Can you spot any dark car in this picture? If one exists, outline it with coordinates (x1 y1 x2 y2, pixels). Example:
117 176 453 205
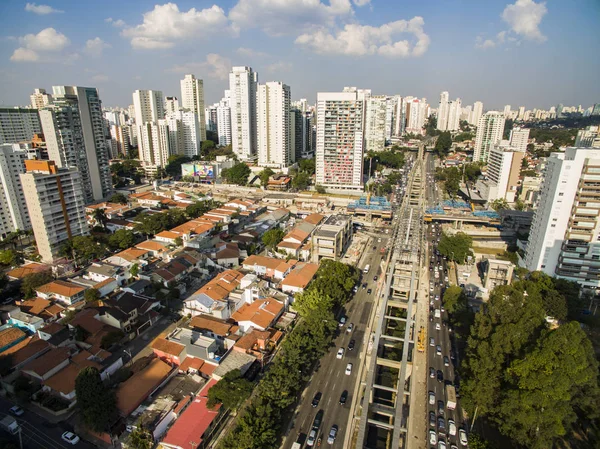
362 283 368 289
313 409 324 429
339 390 348 405
437 400 445 416
367 288 372 294
348 339 355 351
373 275 378 281
429 411 436 427
437 370 444 382
429 367 436 378
438 416 446 430
311 392 322 408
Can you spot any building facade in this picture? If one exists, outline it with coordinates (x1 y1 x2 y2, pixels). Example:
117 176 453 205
20 160 89 263
256 82 291 169
436 91 449 131
365 95 388 152
180 74 206 141
487 147 525 202
509 127 530 152
575 126 600 148
0 107 42 145
0 144 31 238
229 67 258 160
473 111 505 162
470 101 483 126
30 88 53 109
315 88 367 192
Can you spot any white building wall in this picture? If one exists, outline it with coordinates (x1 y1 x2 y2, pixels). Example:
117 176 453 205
0 144 31 238
509 127 530 152
229 67 258 160
437 91 449 131
257 82 291 168
180 74 206 141
474 111 505 162
365 96 388 152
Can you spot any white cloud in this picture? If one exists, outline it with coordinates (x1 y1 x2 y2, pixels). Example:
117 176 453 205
502 0 547 42
122 3 231 50
237 47 268 58
296 16 430 58
265 61 292 72
105 18 126 28
10 28 70 62
475 37 496 49
229 0 353 36
85 37 111 57
353 0 370 6
169 53 232 80
91 74 109 82
25 3 63 15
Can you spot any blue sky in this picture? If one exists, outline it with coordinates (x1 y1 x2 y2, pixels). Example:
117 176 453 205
0 0 599 110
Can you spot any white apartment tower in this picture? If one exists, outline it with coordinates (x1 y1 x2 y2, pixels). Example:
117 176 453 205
437 91 450 131
470 101 483 126
229 66 258 160
509 127 530 152
503 105 511 117
30 88 52 109
447 98 462 131
205 104 218 134
167 110 202 158
524 147 600 290
487 147 525 202
575 126 600 148
41 86 112 202
365 96 388 152
473 111 505 162
315 88 367 192
404 97 428 134
0 144 31 238
133 89 165 166
20 160 89 263
165 96 179 115
0 107 42 145
257 82 291 169
216 94 232 147
180 74 206 141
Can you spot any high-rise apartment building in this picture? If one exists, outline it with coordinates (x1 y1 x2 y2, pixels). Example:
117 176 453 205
109 124 130 158
165 96 179 115
447 98 462 131
133 89 165 167
524 147 600 289
503 105 511 117
40 86 112 203
216 97 232 147
0 107 42 145
404 97 428 134
138 121 170 168
509 127 530 152
365 95 388 152
518 106 526 120
180 74 206 141
290 108 302 163
30 88 53 109
385 96 400 141
166 109 202 158
487 147 525 202
469 101 483 126
0 144 31 238
437 91 449 131
20 160 89 263
229 66 258 160
473 111 505 162
575 126 600 148
257 81 291 168
205 104 218 134
315 88 366 192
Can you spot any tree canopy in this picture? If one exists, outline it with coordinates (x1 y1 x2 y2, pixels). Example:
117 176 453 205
61 235 107 266
109 193 128 204
186 199 221 218
75 367 118 433
165 154 191 177
292 172 310 191
298 158 315 175
258 168 274 188
108 229 136 250
437 232 473 263
222 163 251 185
0 249 18 266
434 131 452 156
134 209 188 236
207 369 253 411
262 228 284 248
21 271 53 299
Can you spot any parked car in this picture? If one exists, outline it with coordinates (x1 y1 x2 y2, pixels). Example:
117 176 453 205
429 430 437 445
429 367 436 378
438 400 445 415
448 420 457 436
311 392 322 408
429 411 436 427
443 356 450 367
459 429 468 446
367 288 372 294
429 391 435 405
337 348 345 359
346 323 354 333
61 432 80 445
307 429 317 447
438 416 446 431
327 425 338 444
9 406 24 417
339 316 347 327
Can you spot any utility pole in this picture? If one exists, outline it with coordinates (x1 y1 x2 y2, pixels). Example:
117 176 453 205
18 425 23 449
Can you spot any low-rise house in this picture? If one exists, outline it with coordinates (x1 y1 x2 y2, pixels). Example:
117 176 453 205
21 347 70 382
43 350 104 400
136 240 169 259
86 262 128 286
232 329 277 361
152 338 186 366
242 255 294 280
224 199 255 211
6 262 51 281
155 231 182 245
121 279 152 296
168 328 221 365
96 292 160 333
231 298 285 332
105 248 150 268
15 297 64 323
6 310 44 333
0 337 50 373
0 327 27 353
36 280 86 307
183 270 245 319
188 315 239 349
213 242 242 268
148 256 195 287
280 262 319 294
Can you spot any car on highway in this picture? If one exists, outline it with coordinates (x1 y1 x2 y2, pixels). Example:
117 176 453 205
353 285 358 293
438 400 445 415
429 367 436 378
429 337 435 346
307 429 317 447
311 392 322 408
436 345 442 356
313 409 324 428
327 425 338 444
429 411 436 427
345 363 353 375
429 430 437 445
438 440 447 449
339 316 347 327
435 322 441 330
337 348 345 359
448 420 457 436
367 288 372 294
339 390 348 405
373 275 378 281
429 391 436 405
443 356 450 367
347 323 354 333
348 339 355 351
459 429 468 446
61 432 80 445
9 406 24 416
362 283 367 289
441 306 445 313
438 416 446 431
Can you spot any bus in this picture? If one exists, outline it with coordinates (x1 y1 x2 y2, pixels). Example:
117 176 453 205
417 326 425 353
446 384 457 410
363 264 370 274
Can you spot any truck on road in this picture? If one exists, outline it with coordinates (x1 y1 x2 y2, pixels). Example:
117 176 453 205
363 264 370 274
446 384 457 410
0 416 20 435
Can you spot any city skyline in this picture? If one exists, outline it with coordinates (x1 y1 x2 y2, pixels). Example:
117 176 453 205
0 0 599 109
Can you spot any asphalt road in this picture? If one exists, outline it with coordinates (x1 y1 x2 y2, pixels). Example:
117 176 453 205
0 397 95 449
282 237 388 449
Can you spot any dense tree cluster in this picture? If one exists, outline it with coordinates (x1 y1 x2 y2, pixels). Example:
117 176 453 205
110 159 143 186
218 260 358 449
434 166 461 197
75 367 118 433
437 232 473 263
133 209 188 236
434 131 452 156
21 271 53 298
207 369 254 411
262 228 285 249
222 163 251 186
186 199 222 219
461 273 599 449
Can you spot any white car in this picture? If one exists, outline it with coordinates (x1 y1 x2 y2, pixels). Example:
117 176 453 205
345 363 353 375
346 323 354 333
429 430 437 445
327 425 338 444
307 429 317 447
448 420 457 436
459 429 468 446
61 432 80 445
9 405 24 416
337 347 345 359
438 441 446 449
429 391 435 405
435 323 441 331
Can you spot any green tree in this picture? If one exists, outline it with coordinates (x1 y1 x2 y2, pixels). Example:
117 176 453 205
298 158 315 175
75 366 118 433
207 369 253 411
92 208 109 229
258 168 274 188
292 172 310 191
66 235 106 265
293 288 336 318
109 193 128 204
230 400 279 449
434 131 452 156
130 263 139 277
308 259 359 307
442 285 463 313
134 212 170 236
315 185 326 194
186 199 221 218
437 232 473 263
221 163 251 185
201 139 216 155
542 289 568 321
84 288 100 303
0 249 18 266
21 271 53 298
424 115 440 136
262 228 285 248
463 163 482 182
108 229 135 250
514 198 525 211
490 198 509 211
101 330 124 349
165 154 191 177
127 424 153 449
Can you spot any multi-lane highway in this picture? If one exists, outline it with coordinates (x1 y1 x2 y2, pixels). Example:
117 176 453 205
282 236 389 449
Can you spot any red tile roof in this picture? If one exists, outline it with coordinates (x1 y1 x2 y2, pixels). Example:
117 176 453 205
231 298 284 329
116 358 173 416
